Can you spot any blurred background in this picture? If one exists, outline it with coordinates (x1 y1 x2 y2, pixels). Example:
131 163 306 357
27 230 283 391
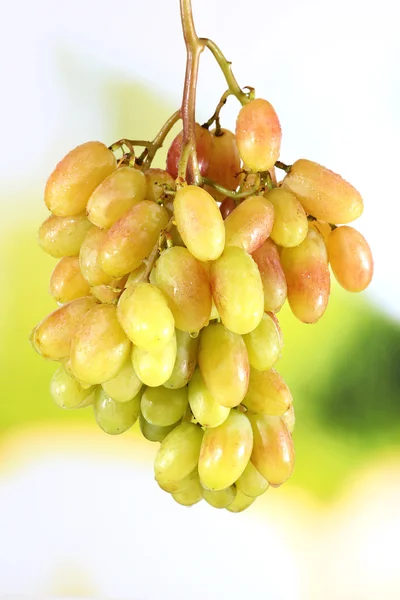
1 0 399 598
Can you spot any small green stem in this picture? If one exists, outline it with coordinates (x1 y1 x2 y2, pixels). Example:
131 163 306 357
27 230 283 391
203 177 259 199
142 109 181 169
275 160 292 174
203 89 232 134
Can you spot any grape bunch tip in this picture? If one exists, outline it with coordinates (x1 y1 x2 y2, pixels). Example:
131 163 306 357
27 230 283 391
30 0 373 513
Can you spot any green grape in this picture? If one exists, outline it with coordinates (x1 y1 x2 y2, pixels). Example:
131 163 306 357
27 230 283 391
79 226 112 287
282 404 295 433
38 213 92 258
141 386 188 427
202 485 236 509
93 387 140 435
90 275 127 304
198 410 253 491
198 323 249 408
244 368 292 416
172 476 203 506
153 247 212 332
327 226 373 292
266 187 308 248
154 422 203 486
188 367 230 428
210 246 264 335
252 238 287 313
31 296 97 360
125 264 147 287
49 256 91 303
235 460 269 497
50 366 95 409
99 201 169 277
101 357 142 402
157 467 199 493
117 282 175 351
248 413 295 486
44 141 117 216
131 331 177 387
163 329 199 389
243 312 283 371
139 413 179 442
174 185 225 261
144 168 175 202
70 304 131 385
203 128 241 202
226 488 255 513
224 195 274 253
86 166 147 228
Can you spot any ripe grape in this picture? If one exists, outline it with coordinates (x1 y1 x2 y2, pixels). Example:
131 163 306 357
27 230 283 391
204 128 241 202
188 367 230 428
141 386 188 427
90 276 127 304
38 213 92 258
224 195 274 253
163 329 199 389
145 168 175 202
49 256 91 303
327 226 373 292
93 387 140 435
308 219 331 241
226 488 255 513
266 187 308 248
101 357 142 402
235 460 269 497
243 368 292 416
202 485 236 509
45 141 116 216
131 331 177 387
172 475 203 506
282 404 295 433
252 238 287 313
219 197 236 219
166 123 212 179
243 312 283 371
154 422 203 487
139 413 179 443
157 467 199 493
79 226 112 287
50 366 95 409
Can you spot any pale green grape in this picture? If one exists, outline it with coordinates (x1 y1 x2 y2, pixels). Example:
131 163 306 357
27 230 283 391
157 468 199 493
141 386 188 427
243 312 283 371
202 485 236 509
226 488 255 513
93 387 140 435
235 460 269 497
50 366 95 409
154 422 203 487
163 329 199 389
139 413 179 443
172 475 203 506
38 213 92 258
243 368 292 416
101 358 142 402
188 367 230 428
131 332 177 387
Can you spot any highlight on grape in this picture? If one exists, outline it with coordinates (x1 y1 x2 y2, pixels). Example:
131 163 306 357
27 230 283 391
30 0 373 513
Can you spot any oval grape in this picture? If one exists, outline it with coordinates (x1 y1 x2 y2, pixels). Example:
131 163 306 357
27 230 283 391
224 195 274 253
163 329 199 389
252 238 287 313
243 368 292 416
154 422 203 487
266 187 308 248
93 387 140 435
327 226 373 292
49 256 90 303
131 331 177 387
102 357 142 402
188 367 230 428
141 386 188 427
38 213 92 258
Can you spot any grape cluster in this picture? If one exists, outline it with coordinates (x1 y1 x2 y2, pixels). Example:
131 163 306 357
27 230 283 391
31 96 373 512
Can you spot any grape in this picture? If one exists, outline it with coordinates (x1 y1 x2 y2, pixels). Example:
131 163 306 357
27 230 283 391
139 413 179 442
266 187 308 248
188 367 230 428
308 219 331 241
198 323 249 408
226 488 255 513
49 256 90 304
327 226 373 292
125 265 147 287
102 357 142 402
238 171 261 193
248 413 295 486
282 404 295 433
202 485 236 509
117 282 175 351
44 141 117 216
198 410 253 491
164 329 199 389
70 304 131 385
79 226 112 287
224 195 274 253
235 460 269 497
145 168 175 202
172 476 203 506
166 123 212 179
243 312 282 371
244 368 292 416
219 197 237 220
174 185 225 262
209 246 264 334
38 213 92 258
31 296 97 360
283 159 364 224
235 98 281 172
204 128 241 202
99 201 169 277
90 276 127 304
93 387 140 435
154 422 203 487
156 467 198 493
50 366 95 409
281 230 330 323
153 246 212 332
86 166 147 228
141 386 188 427
131 331 177 387
252 238 287 312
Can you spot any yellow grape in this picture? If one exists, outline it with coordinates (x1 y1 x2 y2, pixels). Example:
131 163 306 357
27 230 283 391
243 312 283 371
125 264 147 287
153 247 212 332
172 476 203 506
86 166 147 228
50 366 95 409
45 141 116 216
202 485 236 509
204 128 241 202
70 304 131 385
79 226 112 287
281 230 330 323
226 489 255 513
131 331 177 387
117 282 175 351
198 323 249 408
224 195 275 253
157 467 199 494
49 256 91 303
308 219 331 241
163 329 199 389
139 413 179 443
38 213 92 258
174 185 225 261
244 367 292 416
154 422 203 486
235 98 281 172
252 238 287 312
93 387 140 435
90 276 127 304
283 159 364 224
188 367 230 428
145 168 175 202
327 226 373 292
235 460 269 497
100 201 169 277
31 296 97 360
101 357 142 402
210 246 264 334
141 386 188 427
282 404 295 433
248 413 295 486
198 410 253 491
266 187 308 248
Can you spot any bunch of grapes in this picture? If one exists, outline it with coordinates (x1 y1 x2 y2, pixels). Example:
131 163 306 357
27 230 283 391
31 87 373 512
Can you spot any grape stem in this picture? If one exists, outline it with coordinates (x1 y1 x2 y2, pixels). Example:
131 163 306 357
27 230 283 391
275 160 292 174
203 177 259 199
202 89 232 135
141 109 181 169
